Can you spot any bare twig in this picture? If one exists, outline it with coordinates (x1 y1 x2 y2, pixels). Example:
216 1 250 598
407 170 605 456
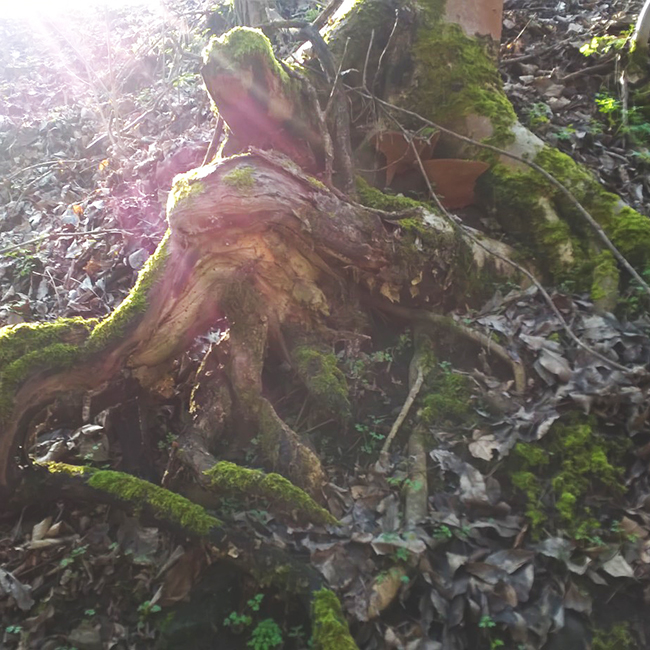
362 29 375 91
372 9 399 92
377 357 426 465
202 115 224 166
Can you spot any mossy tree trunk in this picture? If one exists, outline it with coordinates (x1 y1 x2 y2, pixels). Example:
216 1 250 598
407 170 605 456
329 0 650 309
1 0 648 645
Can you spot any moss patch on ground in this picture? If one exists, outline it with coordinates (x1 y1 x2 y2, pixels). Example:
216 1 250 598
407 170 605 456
204 461 338 526
510 418 627 538
311 588 357 650
420 365 473 428
593 622 637 650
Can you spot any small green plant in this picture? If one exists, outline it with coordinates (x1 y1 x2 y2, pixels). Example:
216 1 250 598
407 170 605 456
478 615 504 649
4 250 39 279
355 418 386 455
386 476 422 492
60 544 88 568
137 600 161 622
580 30 632 57
171 72 199 89
84 609 96 617
593 622 637 650
247 509 269 524
287 625 306 641
631 149 650 164
247 619 283 650
479 615 496 629
392 547 411 563
224 594 264 631
619 266 650 317
303 7 319 22
224 610 253 628
555 125 576 141
248 593 264 612
157 432 178 451
433 525 453 540
526 102 551 128
5 625 22 634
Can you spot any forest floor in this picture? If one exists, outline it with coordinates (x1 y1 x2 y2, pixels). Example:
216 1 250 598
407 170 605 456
1 1 650 649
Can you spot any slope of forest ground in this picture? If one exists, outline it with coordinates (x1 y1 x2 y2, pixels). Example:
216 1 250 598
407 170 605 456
1 0 650 649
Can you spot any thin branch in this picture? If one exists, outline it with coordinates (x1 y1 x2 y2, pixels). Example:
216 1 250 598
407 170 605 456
372 9 399 92
202 115 224 166
362 29 375 91
378 361 425 464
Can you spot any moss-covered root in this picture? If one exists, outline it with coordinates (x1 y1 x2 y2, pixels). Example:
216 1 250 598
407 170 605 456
43 463 221 536
204 461 338 526
489 146 650 293
292 345 350 419
311 588 359 650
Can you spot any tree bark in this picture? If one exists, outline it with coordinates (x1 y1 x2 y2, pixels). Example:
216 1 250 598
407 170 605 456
2 2 648 647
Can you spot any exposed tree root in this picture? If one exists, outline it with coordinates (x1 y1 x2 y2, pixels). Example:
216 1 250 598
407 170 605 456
375 301 527 393
16 462 358 649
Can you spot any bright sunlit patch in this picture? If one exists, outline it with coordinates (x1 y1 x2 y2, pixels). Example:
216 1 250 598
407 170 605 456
0 0 160 18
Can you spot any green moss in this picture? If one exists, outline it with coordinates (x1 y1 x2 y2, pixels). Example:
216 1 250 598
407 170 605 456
0 343 83 421
84 467 221 535
0 234 170 425
356 177 424 212
311 589 357 650
593 623 636 650
166 168 207 216
306 176 327 191
513 442 549 467
203 27 288 82
87 232 170 351
40 463 220 535
591 251 620 305
0 318 95 367
204 461 338 525
555 491 577 523
511 470 547 532
486 146 650 290
293 346 350 418
42 461 91 477
223 165 256 191
510 419 627 535
413 8 516 149
0 318 93 419
536 147 650 268
420 368 472 426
